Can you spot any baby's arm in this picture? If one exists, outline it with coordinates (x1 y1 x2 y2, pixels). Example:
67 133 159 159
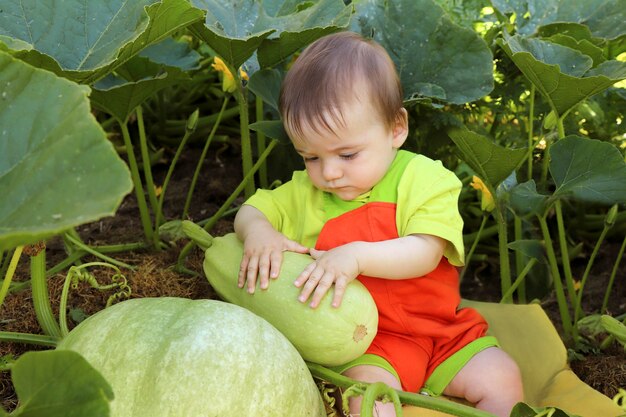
295 234 446 308
234 205 308 293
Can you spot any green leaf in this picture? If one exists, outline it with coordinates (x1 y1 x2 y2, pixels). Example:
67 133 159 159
510 402 580 417
189 0 351 71
508 180 548 217
90 57 189 123
0 52 132 251
0 0 204 84
447 128 527 188
248 69 283 111
139 37 202 71
550 136 626 205
508 240 545 263
11 350 113 417
351 0 494 104
491 0 626 40
249 120 291 143
499 35 626 117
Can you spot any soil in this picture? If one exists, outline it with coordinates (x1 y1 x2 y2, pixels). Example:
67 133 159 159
1 145 625 413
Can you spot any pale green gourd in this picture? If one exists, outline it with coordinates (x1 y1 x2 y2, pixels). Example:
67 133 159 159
203 233 378 366
58 297 325 417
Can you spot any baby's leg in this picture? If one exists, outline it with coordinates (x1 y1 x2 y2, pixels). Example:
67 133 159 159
442 347 523 417
343 365 402 417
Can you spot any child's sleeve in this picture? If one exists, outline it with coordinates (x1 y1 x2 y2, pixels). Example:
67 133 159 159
396 156 465 266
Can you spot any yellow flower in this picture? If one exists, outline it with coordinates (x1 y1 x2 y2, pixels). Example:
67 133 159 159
470 175 495 212
212 56 249 93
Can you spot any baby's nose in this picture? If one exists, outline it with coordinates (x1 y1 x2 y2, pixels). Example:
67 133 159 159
322 161 342 181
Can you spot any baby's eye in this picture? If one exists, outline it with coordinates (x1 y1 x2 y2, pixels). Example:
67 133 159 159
340 153 357 160
303 156 318 162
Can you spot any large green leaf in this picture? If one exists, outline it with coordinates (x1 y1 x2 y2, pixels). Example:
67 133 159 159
500 35 626 117
508 180 548 217
491 0 626 40
0 52 132 251
550 136 626 205
91 57 189 123
0 0 204 84
189 0 350 71
447 128 527 188
248 68 283 111
11 350 113 417
139 37 202 71
351 0 493 104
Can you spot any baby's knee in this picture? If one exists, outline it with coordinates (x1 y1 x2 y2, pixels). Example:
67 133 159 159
482 349 523 397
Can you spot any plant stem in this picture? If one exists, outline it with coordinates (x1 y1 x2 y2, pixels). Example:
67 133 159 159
460 215 488 282
177 139 278 269
256 95 268 189
526 84 535 181
183 97 230 219
0 331 58 347
0 246 23 309
136 106 160 244
234 71 255 199
602 233 626 313
538 214 573 338
513 216 527 303
64 234 135 270
574 223 611 324
120 121 154 244
495 206 512 299
307 362 494 417
31 249 62 339
554 201 578 308
556 116 566 139
500 258 537 303
155 113 195 230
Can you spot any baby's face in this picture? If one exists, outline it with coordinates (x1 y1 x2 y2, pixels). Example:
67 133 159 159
290 99 407 201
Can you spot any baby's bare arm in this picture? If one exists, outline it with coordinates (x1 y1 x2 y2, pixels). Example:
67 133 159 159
356 234 446 279
234 205 308 293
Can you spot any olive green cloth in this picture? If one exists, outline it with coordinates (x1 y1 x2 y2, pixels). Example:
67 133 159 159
402 301 624 417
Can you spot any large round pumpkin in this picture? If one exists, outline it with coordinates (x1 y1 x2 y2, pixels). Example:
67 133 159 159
57 297 325 417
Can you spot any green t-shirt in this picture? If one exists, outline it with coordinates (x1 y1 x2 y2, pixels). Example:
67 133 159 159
245 150 465 266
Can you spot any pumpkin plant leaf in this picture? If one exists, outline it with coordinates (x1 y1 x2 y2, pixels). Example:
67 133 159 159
139 37 202 71
351 0 493 104
508 180 549 217
601 315 626 348
550 136 626 205
0 52 132 251
499 35 626 118
447 128 527 188
249 120 291 144
491 0 626 40
189 0 351 72
510 402 579 417
11 350 113 417
90 57 189 124
508 240 546 263
0 0 204 84
248 69 283 111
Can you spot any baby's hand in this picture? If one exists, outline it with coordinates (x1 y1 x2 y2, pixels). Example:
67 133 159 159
294 243 361 309
238 227 308 294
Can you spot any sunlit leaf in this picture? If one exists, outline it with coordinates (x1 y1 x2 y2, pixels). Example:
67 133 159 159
0 52 132 250
447 128 527 188
351 0 493 104
11 350 113 417
499 35 626 117
0 0 204 84
189 0 350 71
550 136 626 205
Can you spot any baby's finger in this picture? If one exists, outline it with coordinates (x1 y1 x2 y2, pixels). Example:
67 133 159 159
269 251 283 279
294 262 317 288
298 266 324 303
285 239 309 254
238 257 249 288
257 253 272 290
245 257 260 293
308 271 335 309
331 276 349 308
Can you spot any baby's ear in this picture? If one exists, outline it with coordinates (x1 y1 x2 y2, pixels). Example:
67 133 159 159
392 108 409 148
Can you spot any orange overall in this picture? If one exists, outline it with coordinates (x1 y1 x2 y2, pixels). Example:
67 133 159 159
316 201 489 392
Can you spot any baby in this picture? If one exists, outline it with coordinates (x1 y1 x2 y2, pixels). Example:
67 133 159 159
234 32 523 417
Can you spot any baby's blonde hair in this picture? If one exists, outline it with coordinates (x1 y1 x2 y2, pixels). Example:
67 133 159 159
279 32 404 139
